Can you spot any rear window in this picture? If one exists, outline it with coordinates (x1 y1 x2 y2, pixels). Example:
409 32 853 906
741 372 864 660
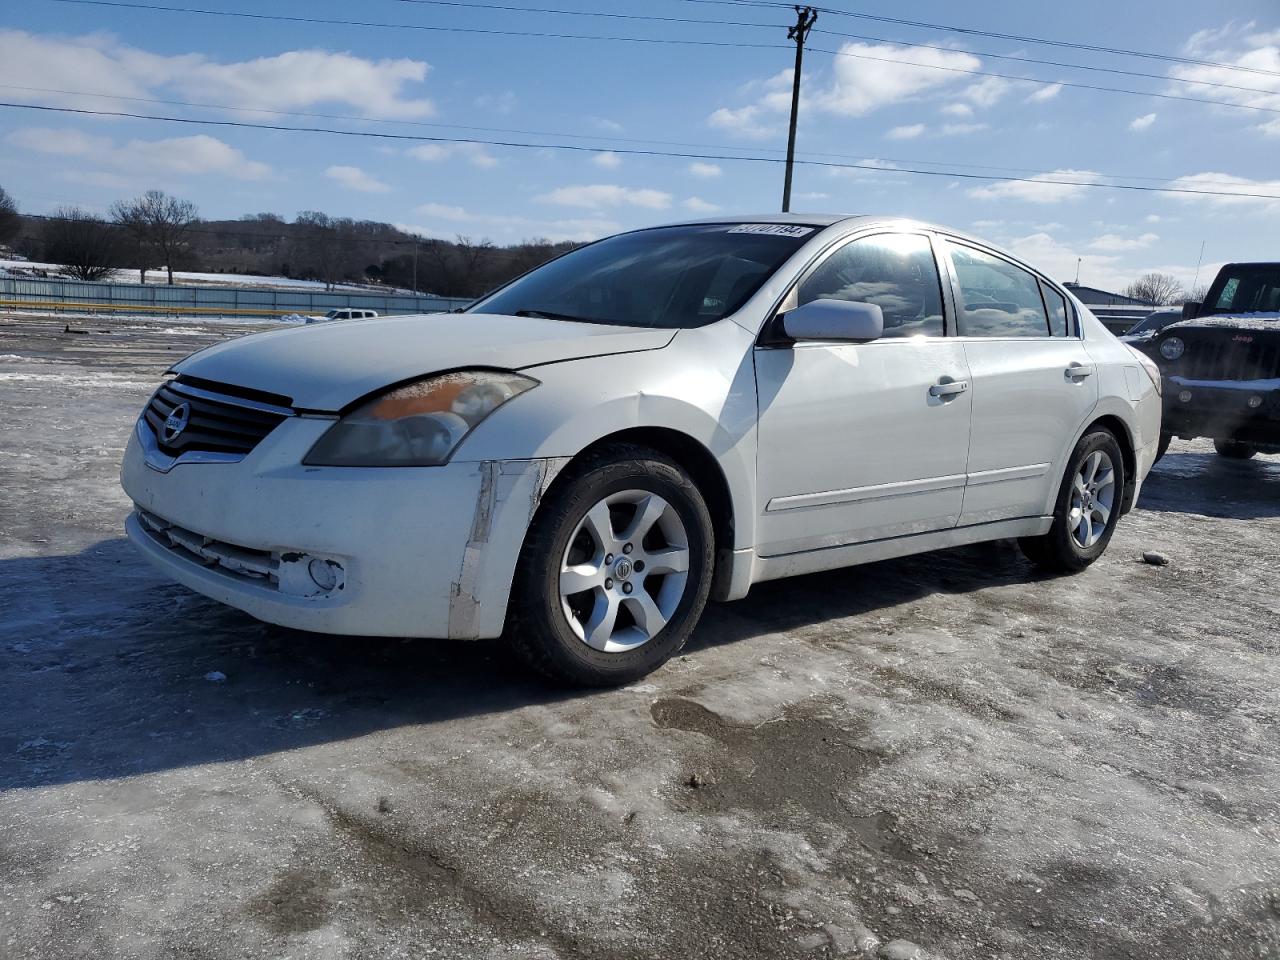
1208 266 1280 315
947 242 1050 338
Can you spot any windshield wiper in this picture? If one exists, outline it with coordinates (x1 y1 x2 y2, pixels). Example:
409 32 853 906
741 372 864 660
512 308 604 324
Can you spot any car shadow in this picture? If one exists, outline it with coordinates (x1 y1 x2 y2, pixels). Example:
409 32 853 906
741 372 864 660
1138 444 1280 519
0 535 1041 791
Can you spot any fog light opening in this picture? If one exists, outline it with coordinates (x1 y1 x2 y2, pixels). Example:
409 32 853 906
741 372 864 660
1178 390 1193 403
308 558 341 592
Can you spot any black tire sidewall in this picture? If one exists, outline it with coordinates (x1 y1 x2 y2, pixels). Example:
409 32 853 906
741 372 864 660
515 451 713 685
1050 430 1126 566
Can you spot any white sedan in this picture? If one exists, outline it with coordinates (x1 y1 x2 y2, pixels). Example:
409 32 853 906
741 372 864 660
121 216 1163 686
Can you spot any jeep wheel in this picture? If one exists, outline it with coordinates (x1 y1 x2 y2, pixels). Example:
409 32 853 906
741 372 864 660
1214 439 1258 460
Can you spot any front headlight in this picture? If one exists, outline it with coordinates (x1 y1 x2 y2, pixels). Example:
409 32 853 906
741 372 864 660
303 370 537 467
1159 336 1185 361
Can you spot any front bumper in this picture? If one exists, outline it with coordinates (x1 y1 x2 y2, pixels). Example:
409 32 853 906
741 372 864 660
1162 378 1280 447
121 417 561 638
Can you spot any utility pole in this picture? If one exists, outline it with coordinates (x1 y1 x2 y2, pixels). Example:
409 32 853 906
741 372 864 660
782 5 818 213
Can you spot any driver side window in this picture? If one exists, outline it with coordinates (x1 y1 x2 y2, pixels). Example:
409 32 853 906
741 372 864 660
797 233 945 338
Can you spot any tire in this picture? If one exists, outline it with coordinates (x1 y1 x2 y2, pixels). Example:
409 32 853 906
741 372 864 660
1153 431 1172 465
1214 439 1257 460
1019 429 1126 573
509 443 714 687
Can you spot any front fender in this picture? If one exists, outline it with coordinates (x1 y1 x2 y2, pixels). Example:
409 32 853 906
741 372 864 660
454 322 760 551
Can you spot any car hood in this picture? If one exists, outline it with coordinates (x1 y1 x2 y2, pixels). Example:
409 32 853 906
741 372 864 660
172 313 677 411
1167 313 1280 334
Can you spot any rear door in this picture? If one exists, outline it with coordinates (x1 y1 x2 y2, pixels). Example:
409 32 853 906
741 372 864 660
940 239 1098 525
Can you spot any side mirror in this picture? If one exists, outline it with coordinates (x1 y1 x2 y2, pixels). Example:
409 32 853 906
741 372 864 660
783 298 884 343
1182 300 1201 321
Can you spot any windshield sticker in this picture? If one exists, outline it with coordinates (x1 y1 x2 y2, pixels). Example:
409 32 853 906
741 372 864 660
727 224 815 238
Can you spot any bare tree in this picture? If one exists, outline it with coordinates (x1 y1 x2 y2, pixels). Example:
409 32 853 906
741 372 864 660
1185 283 1210 305
44 207 123 281
1123 272 1184 306
110 190 199 284
0 184 19 247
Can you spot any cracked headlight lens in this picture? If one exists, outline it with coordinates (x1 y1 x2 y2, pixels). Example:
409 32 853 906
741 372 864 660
304 370 537 467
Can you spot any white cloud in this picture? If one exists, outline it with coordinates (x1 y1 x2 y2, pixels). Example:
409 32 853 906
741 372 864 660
535 184 672 210
796 191 830 201
406 143 498 168
9 127 271 180
1164 171 1280 210
1088 232 1159 252
962 76 1012 108
0 31 436 120
688 162 722 178
592 151 623 169
1129 113 1157 132
1167 27 1280 137
886 123 926 140
968 169 1102 204
325 165 391 193
589 116 623 132
940 102 973 117
1026 83 1063 103
940 122 988 136
474 90 516 114
1009 231 1222 292
709 43 982 135
683 197 721 213
708 104 778 140
814 44 982 116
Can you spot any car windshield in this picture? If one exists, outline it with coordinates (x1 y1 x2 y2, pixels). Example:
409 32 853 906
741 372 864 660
1205 265 1280 316
469 223 817 329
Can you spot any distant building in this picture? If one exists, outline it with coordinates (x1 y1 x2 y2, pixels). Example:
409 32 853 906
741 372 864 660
1063 282 1155 334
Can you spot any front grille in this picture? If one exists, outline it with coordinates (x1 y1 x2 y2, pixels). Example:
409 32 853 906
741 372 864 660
1176 334 1280 381
143 377 292 457
136 508 280 588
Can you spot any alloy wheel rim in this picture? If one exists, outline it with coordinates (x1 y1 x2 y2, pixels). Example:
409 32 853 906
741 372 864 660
1068 450 1116 549
559 489 691 653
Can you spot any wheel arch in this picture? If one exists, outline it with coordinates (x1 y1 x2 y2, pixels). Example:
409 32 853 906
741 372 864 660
1085 413 1138 514
552 426 738 599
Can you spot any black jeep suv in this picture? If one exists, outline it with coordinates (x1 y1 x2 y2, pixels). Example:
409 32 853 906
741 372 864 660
1135 262 1280 461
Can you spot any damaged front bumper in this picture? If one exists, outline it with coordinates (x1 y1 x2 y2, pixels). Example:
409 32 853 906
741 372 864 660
121 416 564 639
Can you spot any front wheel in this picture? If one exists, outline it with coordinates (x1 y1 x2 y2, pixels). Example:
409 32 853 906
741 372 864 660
1214 439 1257 460
509 444 714 687
1019 429 1126 573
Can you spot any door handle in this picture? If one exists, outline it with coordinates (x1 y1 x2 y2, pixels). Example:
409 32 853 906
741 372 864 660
929 378 969 399
1065 362 1096 380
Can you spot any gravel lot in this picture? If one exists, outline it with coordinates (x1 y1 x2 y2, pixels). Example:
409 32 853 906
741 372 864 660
2 314 1278 960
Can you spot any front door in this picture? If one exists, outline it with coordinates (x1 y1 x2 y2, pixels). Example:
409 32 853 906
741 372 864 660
754 232 973 557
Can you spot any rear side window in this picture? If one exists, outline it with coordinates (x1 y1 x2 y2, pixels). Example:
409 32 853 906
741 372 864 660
947 242 1050 338
797 233 945 338
1040 281 1071 336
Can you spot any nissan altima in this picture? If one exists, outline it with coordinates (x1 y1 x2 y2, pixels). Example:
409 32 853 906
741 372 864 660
121 216 1163 686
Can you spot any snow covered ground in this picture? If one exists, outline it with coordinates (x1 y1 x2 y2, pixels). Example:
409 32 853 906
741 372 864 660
1 258 410 294
1 313 1279 959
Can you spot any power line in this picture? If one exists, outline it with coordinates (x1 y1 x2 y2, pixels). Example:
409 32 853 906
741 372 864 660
675 0 1280 80
386 0 783 29
40 0 1280 117
41 0 785 50
5 101 1279 201
2 83 1260 190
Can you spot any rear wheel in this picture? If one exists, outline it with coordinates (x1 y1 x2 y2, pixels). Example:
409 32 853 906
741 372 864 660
509 444 714 687
1214 439 1258 460
1019 429 1126 573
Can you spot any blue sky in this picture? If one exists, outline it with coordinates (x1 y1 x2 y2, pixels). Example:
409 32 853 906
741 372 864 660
2 0 1278 293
